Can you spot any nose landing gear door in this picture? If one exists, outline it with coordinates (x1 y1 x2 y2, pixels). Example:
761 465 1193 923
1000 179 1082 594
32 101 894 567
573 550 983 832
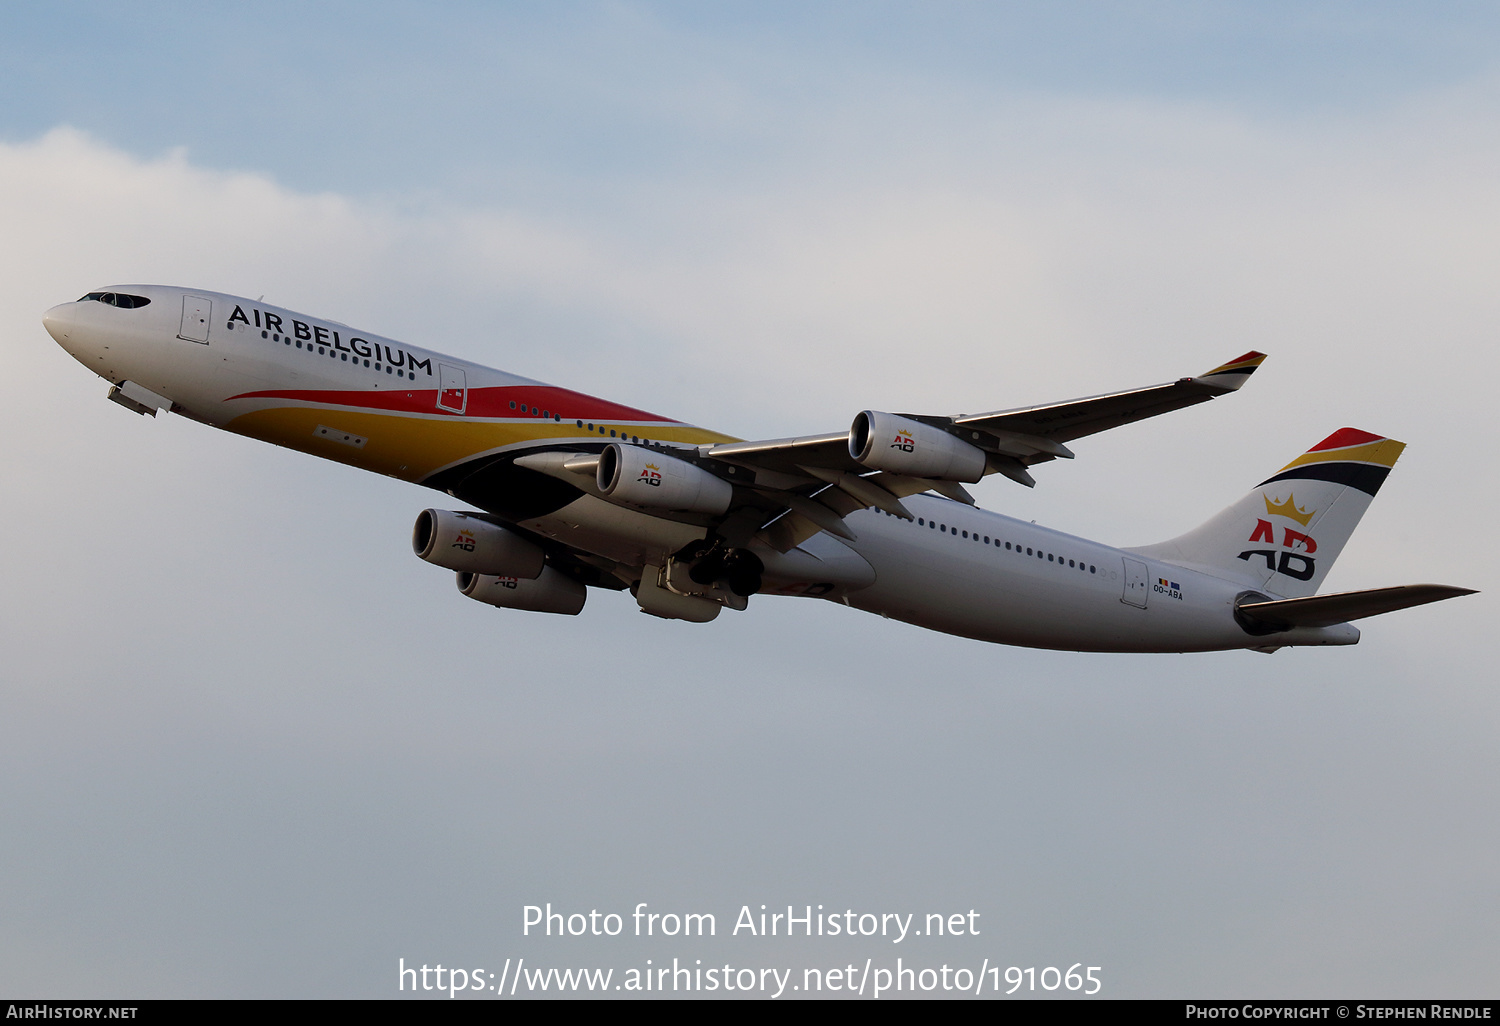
178 295 212 343
437 363 467 414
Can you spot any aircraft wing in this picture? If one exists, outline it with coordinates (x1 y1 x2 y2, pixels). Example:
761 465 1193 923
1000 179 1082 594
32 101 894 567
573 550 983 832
699 351 1267 550
951 350 1267 445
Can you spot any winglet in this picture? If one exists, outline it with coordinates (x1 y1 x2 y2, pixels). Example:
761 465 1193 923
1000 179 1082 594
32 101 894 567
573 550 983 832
1195 351 1267 392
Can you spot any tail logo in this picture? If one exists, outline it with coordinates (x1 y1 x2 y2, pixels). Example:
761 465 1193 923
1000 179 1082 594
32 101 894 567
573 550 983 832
1263 492 1315 526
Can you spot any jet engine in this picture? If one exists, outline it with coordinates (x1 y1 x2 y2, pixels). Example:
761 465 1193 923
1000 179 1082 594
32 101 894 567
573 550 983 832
848 411 986 482
412 509 546 578
596 443 733 514
457 567 587 615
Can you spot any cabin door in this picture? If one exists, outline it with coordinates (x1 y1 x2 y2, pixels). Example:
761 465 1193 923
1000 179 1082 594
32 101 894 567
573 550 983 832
178 295 211 343
437 363 467 414
1121 557 1149 608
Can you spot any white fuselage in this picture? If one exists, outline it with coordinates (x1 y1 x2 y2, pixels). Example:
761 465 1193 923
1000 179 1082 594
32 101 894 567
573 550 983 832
835 498 1335 652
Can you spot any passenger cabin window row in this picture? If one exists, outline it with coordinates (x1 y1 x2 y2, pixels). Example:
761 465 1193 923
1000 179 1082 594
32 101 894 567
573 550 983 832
80 292 151 309
575 419 652 446
509 401 562 422
882 510 1097 574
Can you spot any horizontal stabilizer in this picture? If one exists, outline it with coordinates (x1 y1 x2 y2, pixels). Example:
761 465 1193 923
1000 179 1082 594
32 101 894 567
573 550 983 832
1236 584 1476 632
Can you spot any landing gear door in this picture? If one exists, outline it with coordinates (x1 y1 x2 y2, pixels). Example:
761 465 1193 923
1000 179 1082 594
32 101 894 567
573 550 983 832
1121 557 1149 608
178 295 212 343
437 363 467 414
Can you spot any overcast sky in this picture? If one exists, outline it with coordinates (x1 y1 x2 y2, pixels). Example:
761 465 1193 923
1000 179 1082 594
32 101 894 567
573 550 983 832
1 2 1496 999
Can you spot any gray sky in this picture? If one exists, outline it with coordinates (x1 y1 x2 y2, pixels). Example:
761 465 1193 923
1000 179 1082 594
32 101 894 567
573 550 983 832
1 2 1495 998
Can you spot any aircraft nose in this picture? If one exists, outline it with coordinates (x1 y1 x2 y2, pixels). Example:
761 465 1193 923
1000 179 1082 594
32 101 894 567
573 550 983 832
42 302 77 344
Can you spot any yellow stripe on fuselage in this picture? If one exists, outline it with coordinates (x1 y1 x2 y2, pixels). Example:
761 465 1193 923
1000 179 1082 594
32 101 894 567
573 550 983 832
227 406 739 482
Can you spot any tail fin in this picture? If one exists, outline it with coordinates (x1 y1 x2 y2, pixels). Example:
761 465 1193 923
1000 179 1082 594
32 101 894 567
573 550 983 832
1131 428 1405 597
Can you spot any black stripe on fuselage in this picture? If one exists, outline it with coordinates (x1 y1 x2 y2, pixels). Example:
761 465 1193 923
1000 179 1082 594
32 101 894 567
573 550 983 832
1257 461 1391 496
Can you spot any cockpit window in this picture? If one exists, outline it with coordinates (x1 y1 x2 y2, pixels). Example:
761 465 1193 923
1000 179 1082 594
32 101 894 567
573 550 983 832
78 292 151 309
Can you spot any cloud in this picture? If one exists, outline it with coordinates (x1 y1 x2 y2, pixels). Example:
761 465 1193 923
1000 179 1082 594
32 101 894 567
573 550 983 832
0 91 1496 995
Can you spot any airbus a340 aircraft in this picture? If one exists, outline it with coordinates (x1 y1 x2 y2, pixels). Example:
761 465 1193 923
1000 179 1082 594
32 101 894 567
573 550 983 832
44 286 1473 653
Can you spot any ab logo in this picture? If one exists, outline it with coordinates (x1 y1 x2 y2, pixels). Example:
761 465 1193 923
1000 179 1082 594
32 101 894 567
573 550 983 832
453 529 477 553
1237 493 1318 581
638 463 663 487
891 430 915 453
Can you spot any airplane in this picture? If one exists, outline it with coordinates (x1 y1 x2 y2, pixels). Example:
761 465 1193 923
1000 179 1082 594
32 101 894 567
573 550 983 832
43 285 1474 654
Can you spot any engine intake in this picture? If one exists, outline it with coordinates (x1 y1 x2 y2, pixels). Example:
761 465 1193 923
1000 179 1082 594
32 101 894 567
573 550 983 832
848 411 986 482
413 509 545 578
597 444 732 514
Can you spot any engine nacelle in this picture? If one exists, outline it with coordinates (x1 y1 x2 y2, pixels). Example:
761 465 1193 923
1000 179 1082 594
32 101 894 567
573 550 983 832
596 444 733 515
413 509 545 578
848 411 986 482
457 566 587 615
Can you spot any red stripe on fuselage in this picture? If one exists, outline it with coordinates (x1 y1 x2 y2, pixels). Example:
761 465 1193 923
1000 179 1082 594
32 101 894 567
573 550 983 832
224 384 677 423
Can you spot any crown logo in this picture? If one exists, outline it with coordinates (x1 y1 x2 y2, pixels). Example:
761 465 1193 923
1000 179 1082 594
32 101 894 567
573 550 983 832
1263 492 1315 526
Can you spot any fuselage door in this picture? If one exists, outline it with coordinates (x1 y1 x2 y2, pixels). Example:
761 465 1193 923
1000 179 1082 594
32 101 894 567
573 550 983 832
178 295 212 343
437 363 467 414
1121 557 1149 608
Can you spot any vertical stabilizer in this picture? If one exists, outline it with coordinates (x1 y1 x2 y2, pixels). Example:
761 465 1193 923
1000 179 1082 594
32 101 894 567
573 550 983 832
1129 428 1405 597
